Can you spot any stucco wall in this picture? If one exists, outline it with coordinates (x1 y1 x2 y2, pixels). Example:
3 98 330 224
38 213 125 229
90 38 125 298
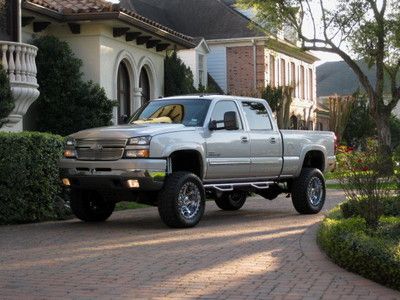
22 22 165 125
177 42 208 89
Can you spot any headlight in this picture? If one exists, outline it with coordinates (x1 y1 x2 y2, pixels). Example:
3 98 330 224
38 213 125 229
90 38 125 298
66 138 76 147
128 136 151 145
125 149 150 158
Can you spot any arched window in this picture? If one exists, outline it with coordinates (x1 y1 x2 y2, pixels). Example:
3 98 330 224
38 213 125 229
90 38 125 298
139 68 150 105
117 62 131 124
290 115 298 129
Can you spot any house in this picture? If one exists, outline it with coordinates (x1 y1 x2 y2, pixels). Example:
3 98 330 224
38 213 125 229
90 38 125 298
120 0 320 129
1 0 197 131
0 1 40 132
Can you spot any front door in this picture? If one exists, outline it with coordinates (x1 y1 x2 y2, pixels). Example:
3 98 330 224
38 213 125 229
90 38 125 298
205 100 250 180
241 100 283 178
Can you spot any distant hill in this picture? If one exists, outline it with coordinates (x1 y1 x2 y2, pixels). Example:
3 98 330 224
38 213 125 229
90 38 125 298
316 60 380 97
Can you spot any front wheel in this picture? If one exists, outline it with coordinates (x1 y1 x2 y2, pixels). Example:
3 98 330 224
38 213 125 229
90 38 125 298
291 168 326 214
70 189 115 222
157 172 205 228
214 191 247 211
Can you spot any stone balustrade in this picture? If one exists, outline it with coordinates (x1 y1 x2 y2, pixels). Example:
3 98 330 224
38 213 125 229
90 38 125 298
0 41 40 132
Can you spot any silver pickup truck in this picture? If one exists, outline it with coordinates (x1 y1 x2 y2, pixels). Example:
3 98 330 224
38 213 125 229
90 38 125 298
60 95 336 228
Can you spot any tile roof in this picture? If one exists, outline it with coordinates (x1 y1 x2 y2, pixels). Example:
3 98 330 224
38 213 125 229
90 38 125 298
23 0 194 45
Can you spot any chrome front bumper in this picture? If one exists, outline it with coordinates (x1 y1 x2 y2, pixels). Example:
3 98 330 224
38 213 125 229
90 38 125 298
59 158 167 191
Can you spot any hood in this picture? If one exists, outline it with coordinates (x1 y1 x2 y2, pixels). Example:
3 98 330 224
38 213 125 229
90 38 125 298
70 123 194 140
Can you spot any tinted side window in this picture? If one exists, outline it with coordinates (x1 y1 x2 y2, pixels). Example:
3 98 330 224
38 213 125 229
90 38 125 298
211 101 242 130
241 101 273 130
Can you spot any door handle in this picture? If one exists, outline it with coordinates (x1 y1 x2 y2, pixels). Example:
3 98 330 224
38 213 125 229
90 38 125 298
241 136 249 143
270 137 277 144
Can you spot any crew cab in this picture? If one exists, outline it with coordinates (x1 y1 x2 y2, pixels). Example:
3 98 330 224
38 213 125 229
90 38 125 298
60 95 336 228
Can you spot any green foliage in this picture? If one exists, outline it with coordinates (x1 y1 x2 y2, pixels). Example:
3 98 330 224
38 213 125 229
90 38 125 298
238 0 400 149
164 51 196 96
336 139 393 228
32 36 114 136
261 85 283 113
342 93 375 148
318 215 400 291
390 115 400 150
340 196 400 219
394 146 400 190
0 132 70 224
0 66 14 125
329 95 355 144
260 85 293 128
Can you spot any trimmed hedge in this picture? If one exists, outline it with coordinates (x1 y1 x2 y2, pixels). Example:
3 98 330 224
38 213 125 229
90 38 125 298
0 132 69 224
340 196 400 218
318 214 400 290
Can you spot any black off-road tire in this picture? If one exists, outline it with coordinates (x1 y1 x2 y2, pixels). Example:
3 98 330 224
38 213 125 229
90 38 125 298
70 189 115 222
291 168 326 214
214 191 247 211
157 172 205 228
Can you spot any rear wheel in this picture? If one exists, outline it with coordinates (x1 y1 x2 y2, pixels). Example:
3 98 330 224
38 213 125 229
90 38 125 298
291 168 326 214
158 172 205 228
215 191 247 211
70 189 115 222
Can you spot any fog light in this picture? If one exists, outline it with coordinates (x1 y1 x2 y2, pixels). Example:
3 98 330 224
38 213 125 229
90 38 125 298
62 178 71 186
126 179 140 188
63 149 76 158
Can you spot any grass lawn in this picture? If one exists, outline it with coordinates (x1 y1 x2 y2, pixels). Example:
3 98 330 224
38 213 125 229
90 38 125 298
326 182 398 190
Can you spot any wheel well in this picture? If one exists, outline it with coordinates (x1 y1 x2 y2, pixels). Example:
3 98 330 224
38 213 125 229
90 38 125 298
169 150 203 178
302 151 325 172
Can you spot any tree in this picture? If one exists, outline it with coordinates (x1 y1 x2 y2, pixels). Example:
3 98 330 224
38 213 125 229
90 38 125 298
0 66 14 127
260 85 293 128
328 95 355 144
342 92 376 147
32 36 114 136
164 51 196 96
238 0 400 153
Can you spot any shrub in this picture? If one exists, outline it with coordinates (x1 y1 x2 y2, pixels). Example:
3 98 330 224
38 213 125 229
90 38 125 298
32 36 114 136
164 51 196 96
0 65 14 126
318 215 400 290
342 92 375 148
336 139 393 229
394 146 400 190
0 132 69 224
260 85 293 129
340 196 400 218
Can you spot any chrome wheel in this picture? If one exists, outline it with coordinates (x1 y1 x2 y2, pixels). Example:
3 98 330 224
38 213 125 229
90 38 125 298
178 182 201 219
307 177 324 206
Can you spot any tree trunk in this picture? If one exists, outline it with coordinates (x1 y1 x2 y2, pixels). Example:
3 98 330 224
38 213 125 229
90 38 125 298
375 113 393 174
376 115 392 150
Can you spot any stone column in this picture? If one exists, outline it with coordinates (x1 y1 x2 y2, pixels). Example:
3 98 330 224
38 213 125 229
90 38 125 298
132 87 143 111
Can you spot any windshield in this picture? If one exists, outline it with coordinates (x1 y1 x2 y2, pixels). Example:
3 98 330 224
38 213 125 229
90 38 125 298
131 99 211 127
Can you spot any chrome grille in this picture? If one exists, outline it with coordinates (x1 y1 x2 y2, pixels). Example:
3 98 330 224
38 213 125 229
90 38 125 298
75 139 127 161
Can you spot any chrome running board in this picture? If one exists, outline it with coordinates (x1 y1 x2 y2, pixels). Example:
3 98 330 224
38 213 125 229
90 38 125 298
204 181 275 192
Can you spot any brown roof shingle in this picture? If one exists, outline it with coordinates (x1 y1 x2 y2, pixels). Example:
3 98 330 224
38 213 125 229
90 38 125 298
23 0 195 45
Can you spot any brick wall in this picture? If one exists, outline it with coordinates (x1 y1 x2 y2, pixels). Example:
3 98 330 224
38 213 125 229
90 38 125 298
226 46 265 96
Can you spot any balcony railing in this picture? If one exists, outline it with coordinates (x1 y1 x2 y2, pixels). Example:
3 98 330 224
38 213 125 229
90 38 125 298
0 41 40 131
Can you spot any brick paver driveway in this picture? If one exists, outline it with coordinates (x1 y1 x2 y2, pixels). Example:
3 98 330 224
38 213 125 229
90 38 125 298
1 190 399 300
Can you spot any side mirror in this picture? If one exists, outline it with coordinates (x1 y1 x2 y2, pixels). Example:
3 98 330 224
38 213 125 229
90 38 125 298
224 111 238 130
